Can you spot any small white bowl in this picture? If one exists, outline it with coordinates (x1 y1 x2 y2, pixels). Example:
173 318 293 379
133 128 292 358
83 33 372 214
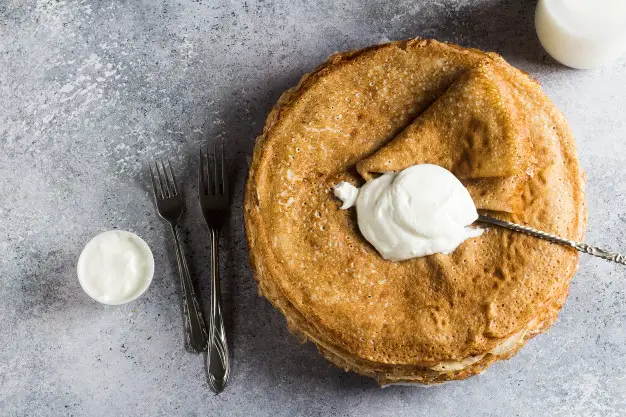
77 230 154 305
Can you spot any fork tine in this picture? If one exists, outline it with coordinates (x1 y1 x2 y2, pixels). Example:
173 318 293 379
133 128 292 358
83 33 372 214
149 164 162 199
165 160 178 195
156 160 169 198
212 144 218 195
219 142 227 195
207 147 213 194
206 146 214 195
160 159 173 197
198 148 206 194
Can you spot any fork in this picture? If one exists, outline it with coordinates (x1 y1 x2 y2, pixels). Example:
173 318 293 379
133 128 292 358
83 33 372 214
150 160 208 353
477 214 626 265
199 146 231 393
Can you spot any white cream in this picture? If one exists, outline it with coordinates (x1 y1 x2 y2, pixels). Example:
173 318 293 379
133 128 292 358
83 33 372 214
333 181 359 209
535 0 626 69
333 164 483 261
77 230 154 305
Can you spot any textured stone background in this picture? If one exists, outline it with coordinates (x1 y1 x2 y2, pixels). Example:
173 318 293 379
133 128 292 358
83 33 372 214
1 0 625 416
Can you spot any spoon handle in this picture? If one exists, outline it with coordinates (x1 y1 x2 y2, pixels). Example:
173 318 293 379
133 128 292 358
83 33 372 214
477 215 626 265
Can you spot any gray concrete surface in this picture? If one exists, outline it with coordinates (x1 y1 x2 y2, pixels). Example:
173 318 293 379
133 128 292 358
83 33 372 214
1 0 625 416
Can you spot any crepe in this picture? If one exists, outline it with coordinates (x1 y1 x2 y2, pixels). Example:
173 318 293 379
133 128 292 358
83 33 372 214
244 38 587 384
357 59 531 213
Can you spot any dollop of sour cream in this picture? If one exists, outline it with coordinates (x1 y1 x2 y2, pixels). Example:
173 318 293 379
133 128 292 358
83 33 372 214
333 164 483 261
77 230 154 305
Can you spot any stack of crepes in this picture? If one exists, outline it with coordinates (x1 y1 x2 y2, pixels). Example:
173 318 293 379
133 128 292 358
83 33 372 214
244 38 586 385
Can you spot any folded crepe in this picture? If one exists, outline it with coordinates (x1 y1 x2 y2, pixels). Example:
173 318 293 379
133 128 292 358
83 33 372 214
356 60 531 213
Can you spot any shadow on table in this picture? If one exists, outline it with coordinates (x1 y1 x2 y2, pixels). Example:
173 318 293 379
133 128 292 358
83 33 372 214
15 249 87 317
131 68 294 362
382 0 561 68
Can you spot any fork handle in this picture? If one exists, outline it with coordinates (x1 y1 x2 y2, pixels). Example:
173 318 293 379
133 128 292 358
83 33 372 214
477 215 626 265
171 226 208 352
206 228 230 393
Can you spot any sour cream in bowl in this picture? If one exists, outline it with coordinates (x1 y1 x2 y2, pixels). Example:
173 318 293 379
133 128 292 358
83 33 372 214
77 230 154 305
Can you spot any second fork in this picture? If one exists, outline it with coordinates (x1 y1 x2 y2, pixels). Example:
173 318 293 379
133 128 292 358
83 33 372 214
199 146 231 393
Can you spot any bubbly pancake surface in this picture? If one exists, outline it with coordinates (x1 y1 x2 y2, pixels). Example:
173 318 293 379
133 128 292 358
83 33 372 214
245 39 586 374
357 59 531 213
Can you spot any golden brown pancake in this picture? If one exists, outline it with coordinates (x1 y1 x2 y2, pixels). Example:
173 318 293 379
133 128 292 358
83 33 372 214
357 59 531 179
357 59 531 213
244 38 587 384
